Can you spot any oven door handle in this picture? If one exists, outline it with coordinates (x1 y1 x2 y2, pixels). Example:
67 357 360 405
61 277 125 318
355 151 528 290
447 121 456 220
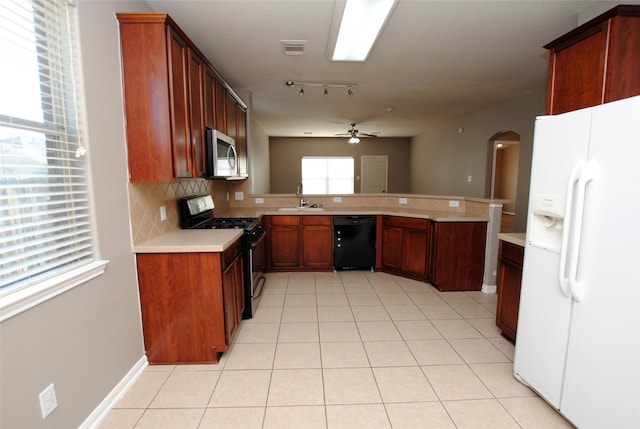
251 230 266 248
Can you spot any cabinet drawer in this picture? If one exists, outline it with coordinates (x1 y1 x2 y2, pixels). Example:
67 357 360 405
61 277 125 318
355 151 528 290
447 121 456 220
384 215 428 229
221 237 242 269
268 215 300 226
302 215 332 226
500 241 524 267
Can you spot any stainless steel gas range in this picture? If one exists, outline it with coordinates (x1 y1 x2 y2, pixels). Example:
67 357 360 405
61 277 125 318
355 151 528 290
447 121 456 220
179 195 265 319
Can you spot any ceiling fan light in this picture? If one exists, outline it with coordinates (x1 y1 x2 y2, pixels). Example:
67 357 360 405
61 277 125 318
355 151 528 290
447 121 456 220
348 136 360 144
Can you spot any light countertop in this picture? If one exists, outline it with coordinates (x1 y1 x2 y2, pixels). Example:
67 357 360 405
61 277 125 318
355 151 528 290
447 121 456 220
498 232 526 247
135 208 489 254
218 206 489 222
134 229 244 253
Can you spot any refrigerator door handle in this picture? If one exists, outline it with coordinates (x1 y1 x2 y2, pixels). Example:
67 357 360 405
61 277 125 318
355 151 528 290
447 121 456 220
568 159 599 302
558 161 584 298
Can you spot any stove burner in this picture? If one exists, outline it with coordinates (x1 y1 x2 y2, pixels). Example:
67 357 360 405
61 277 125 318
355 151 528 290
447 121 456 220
197 217 259 230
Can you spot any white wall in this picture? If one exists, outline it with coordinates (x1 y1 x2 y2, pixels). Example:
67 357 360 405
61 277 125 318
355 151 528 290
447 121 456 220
0 2 147 427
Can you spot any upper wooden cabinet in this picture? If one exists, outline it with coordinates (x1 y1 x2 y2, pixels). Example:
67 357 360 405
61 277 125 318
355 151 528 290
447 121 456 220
116 13 248 182
545 5 640 114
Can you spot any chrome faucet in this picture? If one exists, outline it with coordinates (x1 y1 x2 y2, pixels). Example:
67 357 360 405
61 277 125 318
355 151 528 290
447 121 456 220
296 182 308 207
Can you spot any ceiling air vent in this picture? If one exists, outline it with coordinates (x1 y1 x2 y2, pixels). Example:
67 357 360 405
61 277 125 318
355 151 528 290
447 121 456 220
281 40 307 56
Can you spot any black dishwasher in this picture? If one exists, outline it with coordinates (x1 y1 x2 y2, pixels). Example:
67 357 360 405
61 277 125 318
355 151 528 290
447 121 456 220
333 215 376 271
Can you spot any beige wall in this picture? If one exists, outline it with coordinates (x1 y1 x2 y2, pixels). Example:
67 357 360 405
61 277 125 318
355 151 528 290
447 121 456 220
248 118 270 194
269 137 411 194
0 2 148 427
410 90 546 232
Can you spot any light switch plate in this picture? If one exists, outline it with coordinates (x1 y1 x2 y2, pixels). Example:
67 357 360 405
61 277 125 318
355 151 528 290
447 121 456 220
399 198 408 204
255 197 264 204
449 200 460 208
333 196 342 203
235 192 244 201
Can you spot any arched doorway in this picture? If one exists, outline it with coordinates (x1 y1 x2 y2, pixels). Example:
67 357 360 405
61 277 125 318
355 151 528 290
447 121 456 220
487 131 520 232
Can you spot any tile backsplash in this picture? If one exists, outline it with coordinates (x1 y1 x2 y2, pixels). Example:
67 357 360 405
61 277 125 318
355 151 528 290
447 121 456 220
128 179 229 244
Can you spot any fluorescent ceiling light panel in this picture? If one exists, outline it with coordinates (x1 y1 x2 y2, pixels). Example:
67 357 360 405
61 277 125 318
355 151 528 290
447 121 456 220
332 0 396 61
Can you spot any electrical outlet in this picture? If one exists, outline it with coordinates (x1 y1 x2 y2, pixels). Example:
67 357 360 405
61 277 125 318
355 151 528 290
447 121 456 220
449 200 460 208
159 205 167 221
234 192 244 201
255 197 264 204
399 198 408 204
39 383 57 418
333 196 342 203
467 175 473 183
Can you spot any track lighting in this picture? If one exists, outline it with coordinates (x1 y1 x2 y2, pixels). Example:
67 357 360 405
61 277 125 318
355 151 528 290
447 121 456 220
285 81 356 97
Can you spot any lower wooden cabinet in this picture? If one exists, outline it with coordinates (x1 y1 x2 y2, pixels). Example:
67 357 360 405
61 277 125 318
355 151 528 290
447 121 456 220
264 215 333 271
381 216 430 281
136 238 243 364
429 221 487 291
496 240 524 342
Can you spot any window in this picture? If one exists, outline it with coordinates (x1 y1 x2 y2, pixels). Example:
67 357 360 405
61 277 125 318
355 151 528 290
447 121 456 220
301 157 354 194
0 0 104 319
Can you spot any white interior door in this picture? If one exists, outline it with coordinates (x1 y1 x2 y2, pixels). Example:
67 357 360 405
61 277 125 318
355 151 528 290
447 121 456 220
361 155 387 193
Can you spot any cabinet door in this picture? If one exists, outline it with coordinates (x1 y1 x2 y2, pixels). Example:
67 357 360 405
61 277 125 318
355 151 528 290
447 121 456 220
225 91 237 140
401 228 428 278
167 27 192 178
496 241 524 342
381 224 403 270
214 77 226 132
118 18 174 182
137 252 226 364
232 255 245 325
236 106 248 176
222 265 235 345
431 222 487 291
302 216 333 269
187 49 206 177
203 66 216 129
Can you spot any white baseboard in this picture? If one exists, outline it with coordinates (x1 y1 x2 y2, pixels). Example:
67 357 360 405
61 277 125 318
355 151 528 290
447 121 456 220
482 283 497 294
79 355 148 429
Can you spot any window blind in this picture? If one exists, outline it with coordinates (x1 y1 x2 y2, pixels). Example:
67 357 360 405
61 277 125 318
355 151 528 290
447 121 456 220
0 0 95 293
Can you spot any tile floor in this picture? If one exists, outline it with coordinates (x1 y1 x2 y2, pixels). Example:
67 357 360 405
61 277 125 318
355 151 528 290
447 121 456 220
99 271 573 429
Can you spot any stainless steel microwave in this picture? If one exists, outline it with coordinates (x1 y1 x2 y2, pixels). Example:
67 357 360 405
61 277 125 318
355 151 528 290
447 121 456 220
205 127 238 178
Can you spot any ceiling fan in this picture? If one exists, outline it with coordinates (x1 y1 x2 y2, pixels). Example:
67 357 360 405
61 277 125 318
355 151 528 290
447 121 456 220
335 123 378 144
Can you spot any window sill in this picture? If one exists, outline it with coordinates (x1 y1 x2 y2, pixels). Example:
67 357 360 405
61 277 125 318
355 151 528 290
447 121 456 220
0 260 109 322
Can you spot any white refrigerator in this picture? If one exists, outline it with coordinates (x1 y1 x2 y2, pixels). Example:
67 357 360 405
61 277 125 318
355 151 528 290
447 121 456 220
514 95 640 428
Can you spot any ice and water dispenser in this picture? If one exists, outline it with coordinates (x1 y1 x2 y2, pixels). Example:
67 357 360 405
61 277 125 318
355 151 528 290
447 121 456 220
528 194 565 252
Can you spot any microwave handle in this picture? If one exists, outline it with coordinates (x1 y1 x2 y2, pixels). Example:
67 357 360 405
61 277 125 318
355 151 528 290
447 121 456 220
227 144 237 172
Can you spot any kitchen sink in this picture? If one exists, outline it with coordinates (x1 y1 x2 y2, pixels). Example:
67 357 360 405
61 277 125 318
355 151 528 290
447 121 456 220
277 207 325 212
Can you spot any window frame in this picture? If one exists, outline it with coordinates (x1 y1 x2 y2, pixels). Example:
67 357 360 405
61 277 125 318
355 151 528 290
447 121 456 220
0 0 107 322
301 156 355 195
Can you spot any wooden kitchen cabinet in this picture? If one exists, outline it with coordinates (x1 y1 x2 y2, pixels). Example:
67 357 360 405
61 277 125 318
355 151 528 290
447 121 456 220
496 240 524 342
265 215 300 269
117 13 248 182
222 247 244 344
264 215 333 272
429 221 487 291
545 5 640 115
302 215 333 269
136 238 244 364
187 48 206 178
380 216 430 281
